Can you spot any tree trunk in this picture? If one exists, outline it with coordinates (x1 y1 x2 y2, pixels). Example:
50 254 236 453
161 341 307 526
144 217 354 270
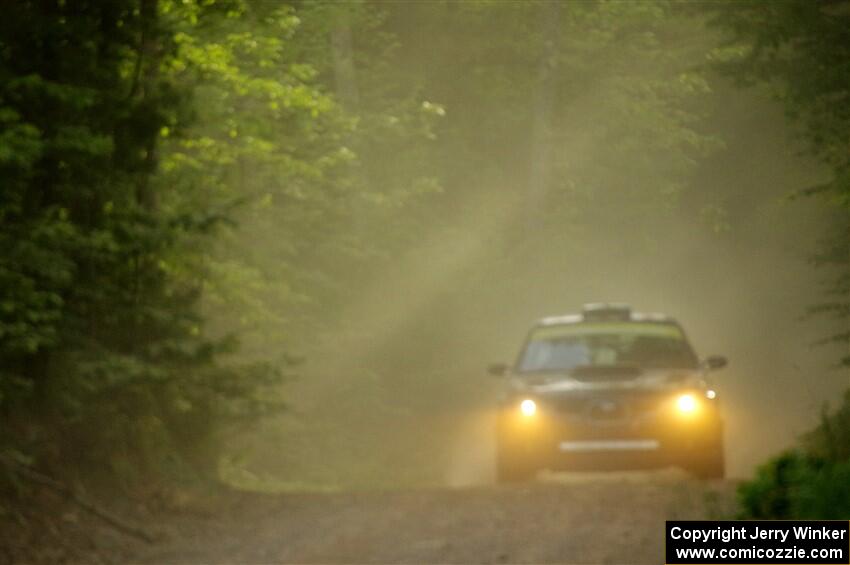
135 0 159 211
331 10 359 110
526 2 560 232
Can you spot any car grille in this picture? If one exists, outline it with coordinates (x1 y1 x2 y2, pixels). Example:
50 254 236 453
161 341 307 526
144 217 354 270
548 391 666 422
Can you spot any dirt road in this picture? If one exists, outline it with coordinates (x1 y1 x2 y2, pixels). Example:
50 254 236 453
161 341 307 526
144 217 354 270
93 471 736 564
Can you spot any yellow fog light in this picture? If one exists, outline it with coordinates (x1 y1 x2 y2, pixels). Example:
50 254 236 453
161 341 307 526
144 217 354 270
676 393 698 414
520 398 537 417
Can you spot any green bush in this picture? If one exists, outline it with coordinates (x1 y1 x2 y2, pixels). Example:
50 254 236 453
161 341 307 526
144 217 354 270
739 391 850 519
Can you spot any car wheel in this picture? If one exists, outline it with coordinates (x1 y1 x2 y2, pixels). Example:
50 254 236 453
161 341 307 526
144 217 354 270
495 446 538 483
496 458 537 483
687 445 725 480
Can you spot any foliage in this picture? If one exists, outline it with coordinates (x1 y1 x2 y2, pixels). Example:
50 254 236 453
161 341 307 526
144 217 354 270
0 0 445 491
739 391 850 519
708 0 850 362
0 0 281 489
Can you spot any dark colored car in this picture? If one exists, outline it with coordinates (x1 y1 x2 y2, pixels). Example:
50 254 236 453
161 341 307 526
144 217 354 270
489 303 727 482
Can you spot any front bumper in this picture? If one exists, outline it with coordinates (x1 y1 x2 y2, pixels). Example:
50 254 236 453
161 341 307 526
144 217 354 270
496 401 723 471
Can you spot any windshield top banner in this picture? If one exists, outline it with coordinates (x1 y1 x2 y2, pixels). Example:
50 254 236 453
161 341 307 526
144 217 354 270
531 322 685 340
666 520 850 564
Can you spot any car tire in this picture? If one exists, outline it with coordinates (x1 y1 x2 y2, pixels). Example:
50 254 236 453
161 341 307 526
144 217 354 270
688 445 725 480
495 447 537 483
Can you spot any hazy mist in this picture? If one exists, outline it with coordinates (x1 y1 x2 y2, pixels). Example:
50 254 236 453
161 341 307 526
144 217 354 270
217 4 848 489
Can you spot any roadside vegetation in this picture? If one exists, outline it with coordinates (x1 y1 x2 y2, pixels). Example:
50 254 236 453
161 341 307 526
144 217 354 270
739 391 850 518
709 1 850 518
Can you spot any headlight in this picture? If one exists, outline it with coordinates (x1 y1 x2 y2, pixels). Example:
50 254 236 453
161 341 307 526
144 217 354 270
676 393 698 414
520 398 537 417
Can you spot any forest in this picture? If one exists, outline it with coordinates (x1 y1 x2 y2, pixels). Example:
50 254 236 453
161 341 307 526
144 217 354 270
1 0 849 561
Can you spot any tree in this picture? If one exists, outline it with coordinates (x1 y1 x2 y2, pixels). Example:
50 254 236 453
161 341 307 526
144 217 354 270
709 0 850 363
0 0 280 489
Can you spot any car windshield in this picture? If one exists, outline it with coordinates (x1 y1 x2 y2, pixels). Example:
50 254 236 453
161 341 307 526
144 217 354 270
516 322 698 373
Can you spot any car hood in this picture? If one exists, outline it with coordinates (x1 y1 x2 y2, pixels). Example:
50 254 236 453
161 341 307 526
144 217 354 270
510 368 702 396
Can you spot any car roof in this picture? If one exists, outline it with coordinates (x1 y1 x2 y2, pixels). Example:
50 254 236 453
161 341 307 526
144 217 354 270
536 308 675 327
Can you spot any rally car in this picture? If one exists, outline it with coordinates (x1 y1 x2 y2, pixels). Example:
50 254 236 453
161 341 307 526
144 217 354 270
489 303 727 482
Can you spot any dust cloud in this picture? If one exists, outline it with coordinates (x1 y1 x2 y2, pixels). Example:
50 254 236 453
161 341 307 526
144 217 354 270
229 24 847 489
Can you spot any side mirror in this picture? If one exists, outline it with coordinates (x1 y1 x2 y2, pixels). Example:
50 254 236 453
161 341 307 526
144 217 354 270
487 363 509 377
704 355 728 371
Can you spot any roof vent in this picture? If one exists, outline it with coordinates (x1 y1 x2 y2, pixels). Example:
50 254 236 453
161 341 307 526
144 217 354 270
581 303 632 322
